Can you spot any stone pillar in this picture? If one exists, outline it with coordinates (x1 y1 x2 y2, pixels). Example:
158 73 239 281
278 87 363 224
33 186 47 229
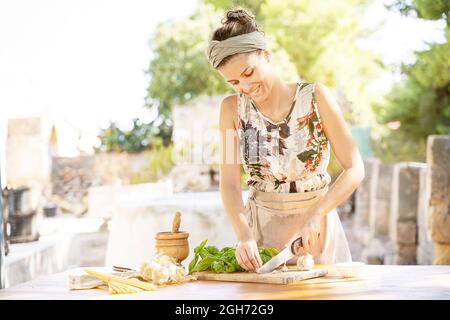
426 135 450 265
5 118 52 209
371 163 395 238
353 158 379 244
362 163 395 264
0 173 4 289
389 162 426 264
417 165 434 264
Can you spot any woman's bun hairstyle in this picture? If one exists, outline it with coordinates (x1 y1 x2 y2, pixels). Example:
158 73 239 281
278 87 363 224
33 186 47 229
222 9 256 26
211 8 264 67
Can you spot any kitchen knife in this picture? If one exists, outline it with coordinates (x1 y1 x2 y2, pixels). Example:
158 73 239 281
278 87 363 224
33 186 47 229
256 236 303 274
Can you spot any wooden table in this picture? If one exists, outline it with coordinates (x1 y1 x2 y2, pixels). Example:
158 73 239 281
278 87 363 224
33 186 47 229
1 265 449 300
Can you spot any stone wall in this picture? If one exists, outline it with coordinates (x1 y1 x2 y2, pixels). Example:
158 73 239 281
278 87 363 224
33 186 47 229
426 135 450 265
5 117 162 217
50 151 159 215
355 134 450 265
50 147 222 216
172 96 221 167
170 96 222 193
51 156 94 215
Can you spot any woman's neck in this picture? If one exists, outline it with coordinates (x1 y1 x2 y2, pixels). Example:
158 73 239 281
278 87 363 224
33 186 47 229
254 77 295 115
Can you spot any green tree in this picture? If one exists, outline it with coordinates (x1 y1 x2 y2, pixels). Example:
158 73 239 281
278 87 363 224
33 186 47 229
144 0 383 181
130 145 175 184
97 118 166 153
144 5 230 131
145 2 300 135
202 0 382 179
372 0 450 162
145 0 383 131
265 0 382 125
204 0 383 125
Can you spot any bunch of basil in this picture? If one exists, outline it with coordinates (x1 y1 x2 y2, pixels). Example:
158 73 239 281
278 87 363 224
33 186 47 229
188 239 279 274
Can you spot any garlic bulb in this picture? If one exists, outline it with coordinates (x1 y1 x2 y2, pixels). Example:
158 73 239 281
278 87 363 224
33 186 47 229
296 253 315 271
140 253 187 285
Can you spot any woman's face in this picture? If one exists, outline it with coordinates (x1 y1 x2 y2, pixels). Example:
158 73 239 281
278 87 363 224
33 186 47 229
217 50 275 102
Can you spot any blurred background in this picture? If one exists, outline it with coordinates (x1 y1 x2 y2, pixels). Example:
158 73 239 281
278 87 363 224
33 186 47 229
0 0 449 289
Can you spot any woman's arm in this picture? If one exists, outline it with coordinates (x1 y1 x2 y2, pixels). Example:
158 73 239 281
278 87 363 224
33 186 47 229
309 82 365 219
218 95 253 241
219 95 262 271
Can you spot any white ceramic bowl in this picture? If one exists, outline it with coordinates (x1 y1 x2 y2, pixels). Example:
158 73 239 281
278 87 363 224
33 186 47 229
335 262 366 278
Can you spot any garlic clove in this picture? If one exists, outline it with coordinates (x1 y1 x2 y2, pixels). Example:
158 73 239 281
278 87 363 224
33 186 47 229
296 253 315 271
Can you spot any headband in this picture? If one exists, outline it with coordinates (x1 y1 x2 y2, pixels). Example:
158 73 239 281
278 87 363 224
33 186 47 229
206 31 267 69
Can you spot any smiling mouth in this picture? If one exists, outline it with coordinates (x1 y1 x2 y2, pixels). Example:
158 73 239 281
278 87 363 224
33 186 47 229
250 84 261 96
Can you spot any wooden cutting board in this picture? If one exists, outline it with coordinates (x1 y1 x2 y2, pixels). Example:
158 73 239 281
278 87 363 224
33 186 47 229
192 268 328 285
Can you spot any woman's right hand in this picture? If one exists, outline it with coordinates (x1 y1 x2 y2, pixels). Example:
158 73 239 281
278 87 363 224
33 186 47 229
235 238 263 272
290 228 321 255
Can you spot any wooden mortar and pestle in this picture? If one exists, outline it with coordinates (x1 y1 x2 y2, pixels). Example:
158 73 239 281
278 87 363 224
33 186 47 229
154 211 189 264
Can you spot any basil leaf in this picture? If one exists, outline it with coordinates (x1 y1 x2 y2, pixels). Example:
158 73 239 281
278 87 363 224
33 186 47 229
188 239 208 274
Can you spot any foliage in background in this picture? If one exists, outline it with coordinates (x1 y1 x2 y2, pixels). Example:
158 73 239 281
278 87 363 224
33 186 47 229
97 118 169 153
96 119 175 184
371 0 450 162
145 0 382 182
130 144 175 184
204 0 383 126
240 165 249 190
145 2 298 127
144 6 230 136
258 0 380 174
328 151 344 182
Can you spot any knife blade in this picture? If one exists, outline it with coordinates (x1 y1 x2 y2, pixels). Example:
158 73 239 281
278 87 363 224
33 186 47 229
256 236 303 274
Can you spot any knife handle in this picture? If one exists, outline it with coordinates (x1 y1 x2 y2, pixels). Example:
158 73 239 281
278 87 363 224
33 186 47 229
290 237 303 255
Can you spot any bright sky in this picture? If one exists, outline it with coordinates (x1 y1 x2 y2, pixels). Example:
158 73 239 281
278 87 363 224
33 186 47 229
0 0 198 157
360 0 446 92
0 0 446 159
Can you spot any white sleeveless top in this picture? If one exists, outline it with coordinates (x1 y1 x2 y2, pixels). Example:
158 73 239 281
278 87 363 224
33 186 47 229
236 82 332 193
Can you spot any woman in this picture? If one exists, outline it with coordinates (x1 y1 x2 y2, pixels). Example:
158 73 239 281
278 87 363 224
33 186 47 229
209 9 365 272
